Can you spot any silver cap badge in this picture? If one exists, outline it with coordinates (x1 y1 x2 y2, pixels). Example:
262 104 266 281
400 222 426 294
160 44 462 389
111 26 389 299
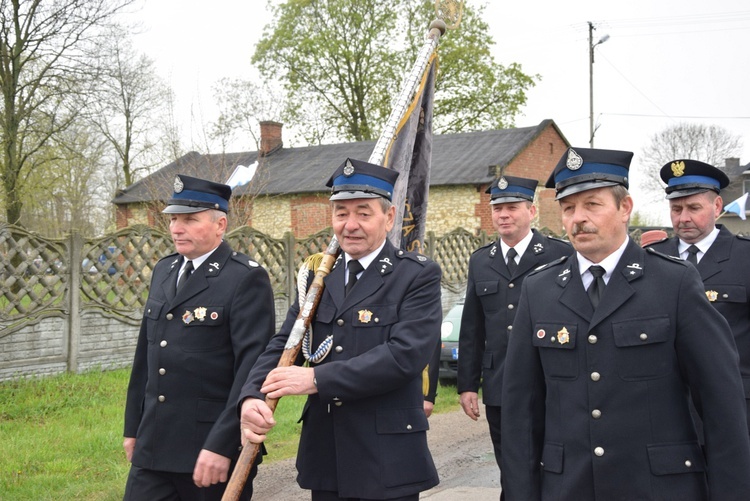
566 149 583 171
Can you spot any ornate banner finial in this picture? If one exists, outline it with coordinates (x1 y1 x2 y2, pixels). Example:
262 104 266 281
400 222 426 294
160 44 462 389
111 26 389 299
435 0 463 30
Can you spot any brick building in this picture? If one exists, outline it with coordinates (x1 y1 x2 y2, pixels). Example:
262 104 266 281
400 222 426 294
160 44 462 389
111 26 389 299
113 119 570 237
716 157 750 235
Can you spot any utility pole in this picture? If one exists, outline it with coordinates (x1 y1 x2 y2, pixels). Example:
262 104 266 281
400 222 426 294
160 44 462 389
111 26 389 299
589 21 609 147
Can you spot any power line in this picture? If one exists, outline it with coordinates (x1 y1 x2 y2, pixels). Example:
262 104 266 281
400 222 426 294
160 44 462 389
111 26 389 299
597 51 673 118
591 11 750 30
603 112 750 120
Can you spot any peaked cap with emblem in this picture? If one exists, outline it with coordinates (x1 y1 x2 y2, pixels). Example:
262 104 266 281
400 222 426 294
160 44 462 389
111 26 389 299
546 147 633 200
485 175 538 204
162 175 232 214
327 158 399 201
659 159 729 199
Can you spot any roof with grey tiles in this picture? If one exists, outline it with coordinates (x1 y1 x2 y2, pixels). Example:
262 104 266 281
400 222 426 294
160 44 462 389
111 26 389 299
113 119 566 205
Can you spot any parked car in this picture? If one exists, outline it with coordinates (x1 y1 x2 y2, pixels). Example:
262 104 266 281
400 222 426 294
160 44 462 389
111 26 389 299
82 246 117 275
439 300 464 381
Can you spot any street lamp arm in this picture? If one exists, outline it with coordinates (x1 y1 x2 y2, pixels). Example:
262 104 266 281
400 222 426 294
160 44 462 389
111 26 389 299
588 21 609 147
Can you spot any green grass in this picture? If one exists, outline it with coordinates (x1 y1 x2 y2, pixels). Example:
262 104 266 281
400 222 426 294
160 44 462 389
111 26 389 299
0 369 459 500
0 370 130 500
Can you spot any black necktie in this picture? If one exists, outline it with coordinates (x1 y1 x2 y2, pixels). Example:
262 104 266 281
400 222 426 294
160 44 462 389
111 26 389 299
506 247 518 275
177 260 193 292
345 260 363 296
686 245 699 265
587 265 606 309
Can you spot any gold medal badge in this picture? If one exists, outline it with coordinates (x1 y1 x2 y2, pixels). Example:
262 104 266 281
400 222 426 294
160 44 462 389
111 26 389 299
358 309 373 324
706 290 718 302
557 327 570 345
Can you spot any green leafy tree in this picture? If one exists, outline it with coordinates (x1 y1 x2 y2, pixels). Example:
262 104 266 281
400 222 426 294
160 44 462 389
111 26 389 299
0 0 134 225
405 1 537 134
22 122 110 236
253 0 537 143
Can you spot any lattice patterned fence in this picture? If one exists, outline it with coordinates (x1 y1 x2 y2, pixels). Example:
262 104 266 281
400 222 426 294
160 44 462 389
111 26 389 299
4 222 668 380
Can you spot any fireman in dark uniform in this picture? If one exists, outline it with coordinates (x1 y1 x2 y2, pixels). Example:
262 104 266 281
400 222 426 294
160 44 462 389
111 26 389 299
123 175 275 500
457 175 571 498
647 159 750 437
501 147 750 500
239 158 441 500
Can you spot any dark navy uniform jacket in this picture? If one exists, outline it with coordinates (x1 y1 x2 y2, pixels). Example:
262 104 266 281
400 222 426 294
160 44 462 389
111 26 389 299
648 224 750 434
124 241 275 472
239 240 441 499
457 229 572 405
501 238 750 500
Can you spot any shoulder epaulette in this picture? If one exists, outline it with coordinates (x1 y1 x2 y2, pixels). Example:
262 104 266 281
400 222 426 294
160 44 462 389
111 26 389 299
158 252 179 264
547 235 571 245
529 255 570 276
645 246 685 263
737 234 750 242
397 249 431 265
230 251 260 268
471 240 496 255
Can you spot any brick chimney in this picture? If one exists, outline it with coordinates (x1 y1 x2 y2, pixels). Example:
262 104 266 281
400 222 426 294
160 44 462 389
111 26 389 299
259 121 283 156
725 157 740 169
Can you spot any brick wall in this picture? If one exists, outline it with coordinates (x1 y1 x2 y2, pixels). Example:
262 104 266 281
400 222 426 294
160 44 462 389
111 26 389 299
119 204 151 227
291 194 331 238
503 126 567 232
476 188 493 232
115 204 131 228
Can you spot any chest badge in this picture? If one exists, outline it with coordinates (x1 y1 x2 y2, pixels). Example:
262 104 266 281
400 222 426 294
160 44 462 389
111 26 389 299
182 310 194 324
358 309 373 323
536 329 546 339
706 290 718 302
557 327 570 345
194 307 207 321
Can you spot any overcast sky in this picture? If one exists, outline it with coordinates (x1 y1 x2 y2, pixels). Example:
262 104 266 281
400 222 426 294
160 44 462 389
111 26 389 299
128 0 750 223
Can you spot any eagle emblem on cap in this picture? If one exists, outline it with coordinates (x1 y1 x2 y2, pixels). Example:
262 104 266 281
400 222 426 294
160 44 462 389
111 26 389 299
498 177 509 189
671 161 685 177
566 149 583 170
343 159 355 176
174 175 184 193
